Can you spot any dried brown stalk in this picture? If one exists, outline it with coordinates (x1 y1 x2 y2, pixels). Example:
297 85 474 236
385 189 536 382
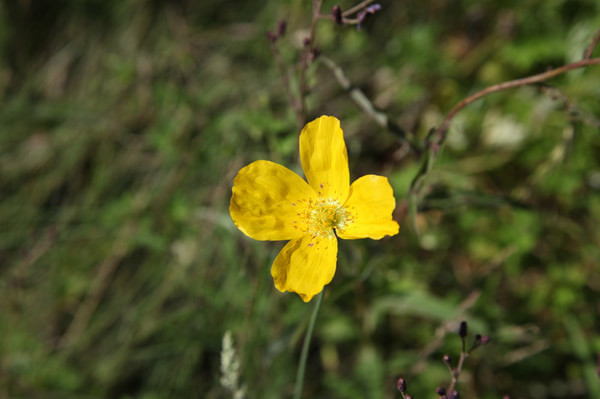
433 57 600 148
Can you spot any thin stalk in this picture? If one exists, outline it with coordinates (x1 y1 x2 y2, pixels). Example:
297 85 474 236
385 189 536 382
293 290 324 399
342 0 376 17
447 351 467 393
297 0 324 126
434 57 600 145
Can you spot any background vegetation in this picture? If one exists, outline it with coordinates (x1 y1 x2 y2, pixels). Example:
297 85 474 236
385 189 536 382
1 0 599 398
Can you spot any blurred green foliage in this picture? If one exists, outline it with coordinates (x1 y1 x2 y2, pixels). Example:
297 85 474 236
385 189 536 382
1 0 599 398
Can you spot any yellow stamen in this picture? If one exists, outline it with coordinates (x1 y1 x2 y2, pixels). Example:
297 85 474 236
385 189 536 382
294 197 354 238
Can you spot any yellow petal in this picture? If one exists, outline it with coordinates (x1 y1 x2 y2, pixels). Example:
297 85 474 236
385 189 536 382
336 175 399 240
271 234 338 302
299 116 350 202
230 160 317 241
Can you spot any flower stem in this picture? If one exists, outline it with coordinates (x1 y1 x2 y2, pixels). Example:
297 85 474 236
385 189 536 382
293 290 324 399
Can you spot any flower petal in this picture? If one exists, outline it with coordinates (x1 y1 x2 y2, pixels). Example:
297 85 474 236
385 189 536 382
230 160 317 241
336 174 399 240
271 234 337 302
299 116 350 202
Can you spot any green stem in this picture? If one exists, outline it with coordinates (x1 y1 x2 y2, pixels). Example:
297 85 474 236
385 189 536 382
293 290 324 399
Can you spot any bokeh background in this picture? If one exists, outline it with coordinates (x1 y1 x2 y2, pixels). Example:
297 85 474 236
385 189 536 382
1 1 600 398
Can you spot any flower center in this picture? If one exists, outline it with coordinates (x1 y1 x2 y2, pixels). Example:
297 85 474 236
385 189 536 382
301 198 353 237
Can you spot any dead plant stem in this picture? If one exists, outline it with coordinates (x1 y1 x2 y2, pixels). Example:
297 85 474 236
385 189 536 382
434 57 600 146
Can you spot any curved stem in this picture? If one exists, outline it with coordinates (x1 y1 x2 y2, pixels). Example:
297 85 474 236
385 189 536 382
447 351 467 393
293 290 324 399
319 55 420 155
342 0 376 17
434 57 600 146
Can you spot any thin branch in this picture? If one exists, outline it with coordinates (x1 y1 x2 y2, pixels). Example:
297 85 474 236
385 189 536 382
311 0 324 35
269 0 382 127
433 57 600 147
342 0 377 17
584 29 600 59
407 56 600 218
410 291 480 374
295 0 324 127
447 351 467 393
320 56 386 126
319 55 420 154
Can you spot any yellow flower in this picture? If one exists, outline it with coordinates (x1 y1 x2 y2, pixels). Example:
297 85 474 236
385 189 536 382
230 116 399 302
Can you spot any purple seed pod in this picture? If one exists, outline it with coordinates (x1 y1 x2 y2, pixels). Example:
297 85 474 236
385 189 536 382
459 321 468 339
277 20 287 37
310 47 320 60
365 3 382 13
397 377 407 393
481 335 491 345
332 5 343 24
436 387 447 396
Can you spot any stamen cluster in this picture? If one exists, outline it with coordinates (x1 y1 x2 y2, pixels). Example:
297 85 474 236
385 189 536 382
294 197 353 238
